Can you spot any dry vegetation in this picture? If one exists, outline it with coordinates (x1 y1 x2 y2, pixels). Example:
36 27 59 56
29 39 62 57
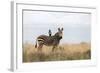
23 42 91 62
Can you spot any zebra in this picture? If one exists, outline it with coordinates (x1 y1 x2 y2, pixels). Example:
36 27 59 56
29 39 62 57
35 28 63 52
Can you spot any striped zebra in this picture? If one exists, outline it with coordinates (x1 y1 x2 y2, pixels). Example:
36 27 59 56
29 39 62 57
35 28 63 52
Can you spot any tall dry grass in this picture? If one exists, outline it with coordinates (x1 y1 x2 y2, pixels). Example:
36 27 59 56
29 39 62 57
23 42 91 62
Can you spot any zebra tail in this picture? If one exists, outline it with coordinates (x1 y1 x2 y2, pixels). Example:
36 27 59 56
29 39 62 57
35 39 37 48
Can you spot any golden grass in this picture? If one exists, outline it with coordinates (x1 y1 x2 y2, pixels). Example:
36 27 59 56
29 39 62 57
23 42 91 62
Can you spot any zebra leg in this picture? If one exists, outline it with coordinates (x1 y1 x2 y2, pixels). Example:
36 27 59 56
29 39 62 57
38 44 43 52
52 46 56 52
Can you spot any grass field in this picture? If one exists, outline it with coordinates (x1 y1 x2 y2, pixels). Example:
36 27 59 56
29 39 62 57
23 42 91 62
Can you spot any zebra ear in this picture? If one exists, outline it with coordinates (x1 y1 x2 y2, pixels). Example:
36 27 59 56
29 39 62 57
61 28 63 31
58 28 60 31
49 29 52 34
49 29 52 36
49 29 51 33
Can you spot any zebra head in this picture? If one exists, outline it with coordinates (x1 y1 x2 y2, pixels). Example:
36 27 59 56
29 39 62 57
54 28 63 40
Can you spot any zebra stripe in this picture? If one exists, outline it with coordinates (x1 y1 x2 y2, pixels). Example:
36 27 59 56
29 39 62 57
37 38 44 41
37 38 44 44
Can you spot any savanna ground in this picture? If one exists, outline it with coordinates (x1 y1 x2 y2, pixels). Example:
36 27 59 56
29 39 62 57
23 42 91 62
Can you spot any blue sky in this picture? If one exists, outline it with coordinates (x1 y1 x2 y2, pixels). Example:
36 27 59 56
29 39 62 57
23 11 91 44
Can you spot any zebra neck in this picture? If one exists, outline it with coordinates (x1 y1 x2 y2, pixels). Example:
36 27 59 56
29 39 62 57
53 36 62 41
